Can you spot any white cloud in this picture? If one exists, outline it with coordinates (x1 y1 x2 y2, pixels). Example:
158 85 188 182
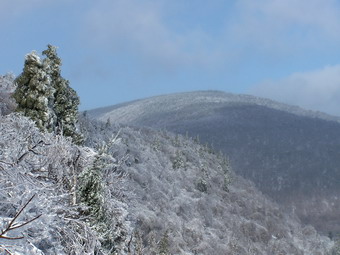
229 0 340 53
83 0 340 70
83 0 225 70
249 65 340 116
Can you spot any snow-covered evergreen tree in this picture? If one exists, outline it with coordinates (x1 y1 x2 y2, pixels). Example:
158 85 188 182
13 51 56 131
78 135 129 254
42 45 82 144
13 45 82 144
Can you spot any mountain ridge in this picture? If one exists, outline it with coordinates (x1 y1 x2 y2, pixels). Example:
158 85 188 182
88 90 340 124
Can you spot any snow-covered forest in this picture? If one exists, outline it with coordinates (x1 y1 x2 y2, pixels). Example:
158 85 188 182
88 90 340 237
0 47 340 254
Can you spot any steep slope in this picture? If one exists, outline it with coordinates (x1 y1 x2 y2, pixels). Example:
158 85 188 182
80 118 334 254
88 91 340 235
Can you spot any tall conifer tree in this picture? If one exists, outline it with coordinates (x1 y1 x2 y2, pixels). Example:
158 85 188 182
42 45 82 144
14 45 82 144
14 51 56 131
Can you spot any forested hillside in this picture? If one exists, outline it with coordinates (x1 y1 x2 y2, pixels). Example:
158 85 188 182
80 116 336 254
88 91 340 235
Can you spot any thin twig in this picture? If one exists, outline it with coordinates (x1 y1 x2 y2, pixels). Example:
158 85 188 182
0 245 13 255
0 194 41 240
0 235 24 240
0 160 13 167
16 140 50 164
2 195 36 234
9 214 42 231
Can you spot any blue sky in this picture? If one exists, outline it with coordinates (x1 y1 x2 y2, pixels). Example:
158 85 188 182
2 0 340 116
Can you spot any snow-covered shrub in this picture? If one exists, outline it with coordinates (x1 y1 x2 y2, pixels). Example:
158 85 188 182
0 113 130 254
0 113 91 254
171 150 186 170
78 152 129 254
158 230 170 255
196 178 208 192
331 241 340 255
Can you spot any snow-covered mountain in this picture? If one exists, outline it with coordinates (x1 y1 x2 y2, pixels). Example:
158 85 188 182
88 91 340 235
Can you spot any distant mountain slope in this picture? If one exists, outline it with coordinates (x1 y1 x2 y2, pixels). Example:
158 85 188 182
89 91 340 123
88 91 340 235
79 117 334 254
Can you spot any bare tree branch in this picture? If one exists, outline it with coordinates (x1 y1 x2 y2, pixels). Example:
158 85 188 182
16 140 50 164
0 194 42 240
0 160 13 167
0 245 14 255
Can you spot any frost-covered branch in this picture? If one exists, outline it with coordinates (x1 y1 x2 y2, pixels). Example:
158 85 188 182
16 140 50 164
0 195 41 240
0 160 13 167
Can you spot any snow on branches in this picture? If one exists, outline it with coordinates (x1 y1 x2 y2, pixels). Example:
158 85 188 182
13 45 82 144
0 114 129 254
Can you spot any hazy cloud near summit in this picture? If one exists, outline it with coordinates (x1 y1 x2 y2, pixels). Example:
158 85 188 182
84 0 223 70
83 0 340 67
230 0 340 54
249 65 340 116
79 0 340 110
